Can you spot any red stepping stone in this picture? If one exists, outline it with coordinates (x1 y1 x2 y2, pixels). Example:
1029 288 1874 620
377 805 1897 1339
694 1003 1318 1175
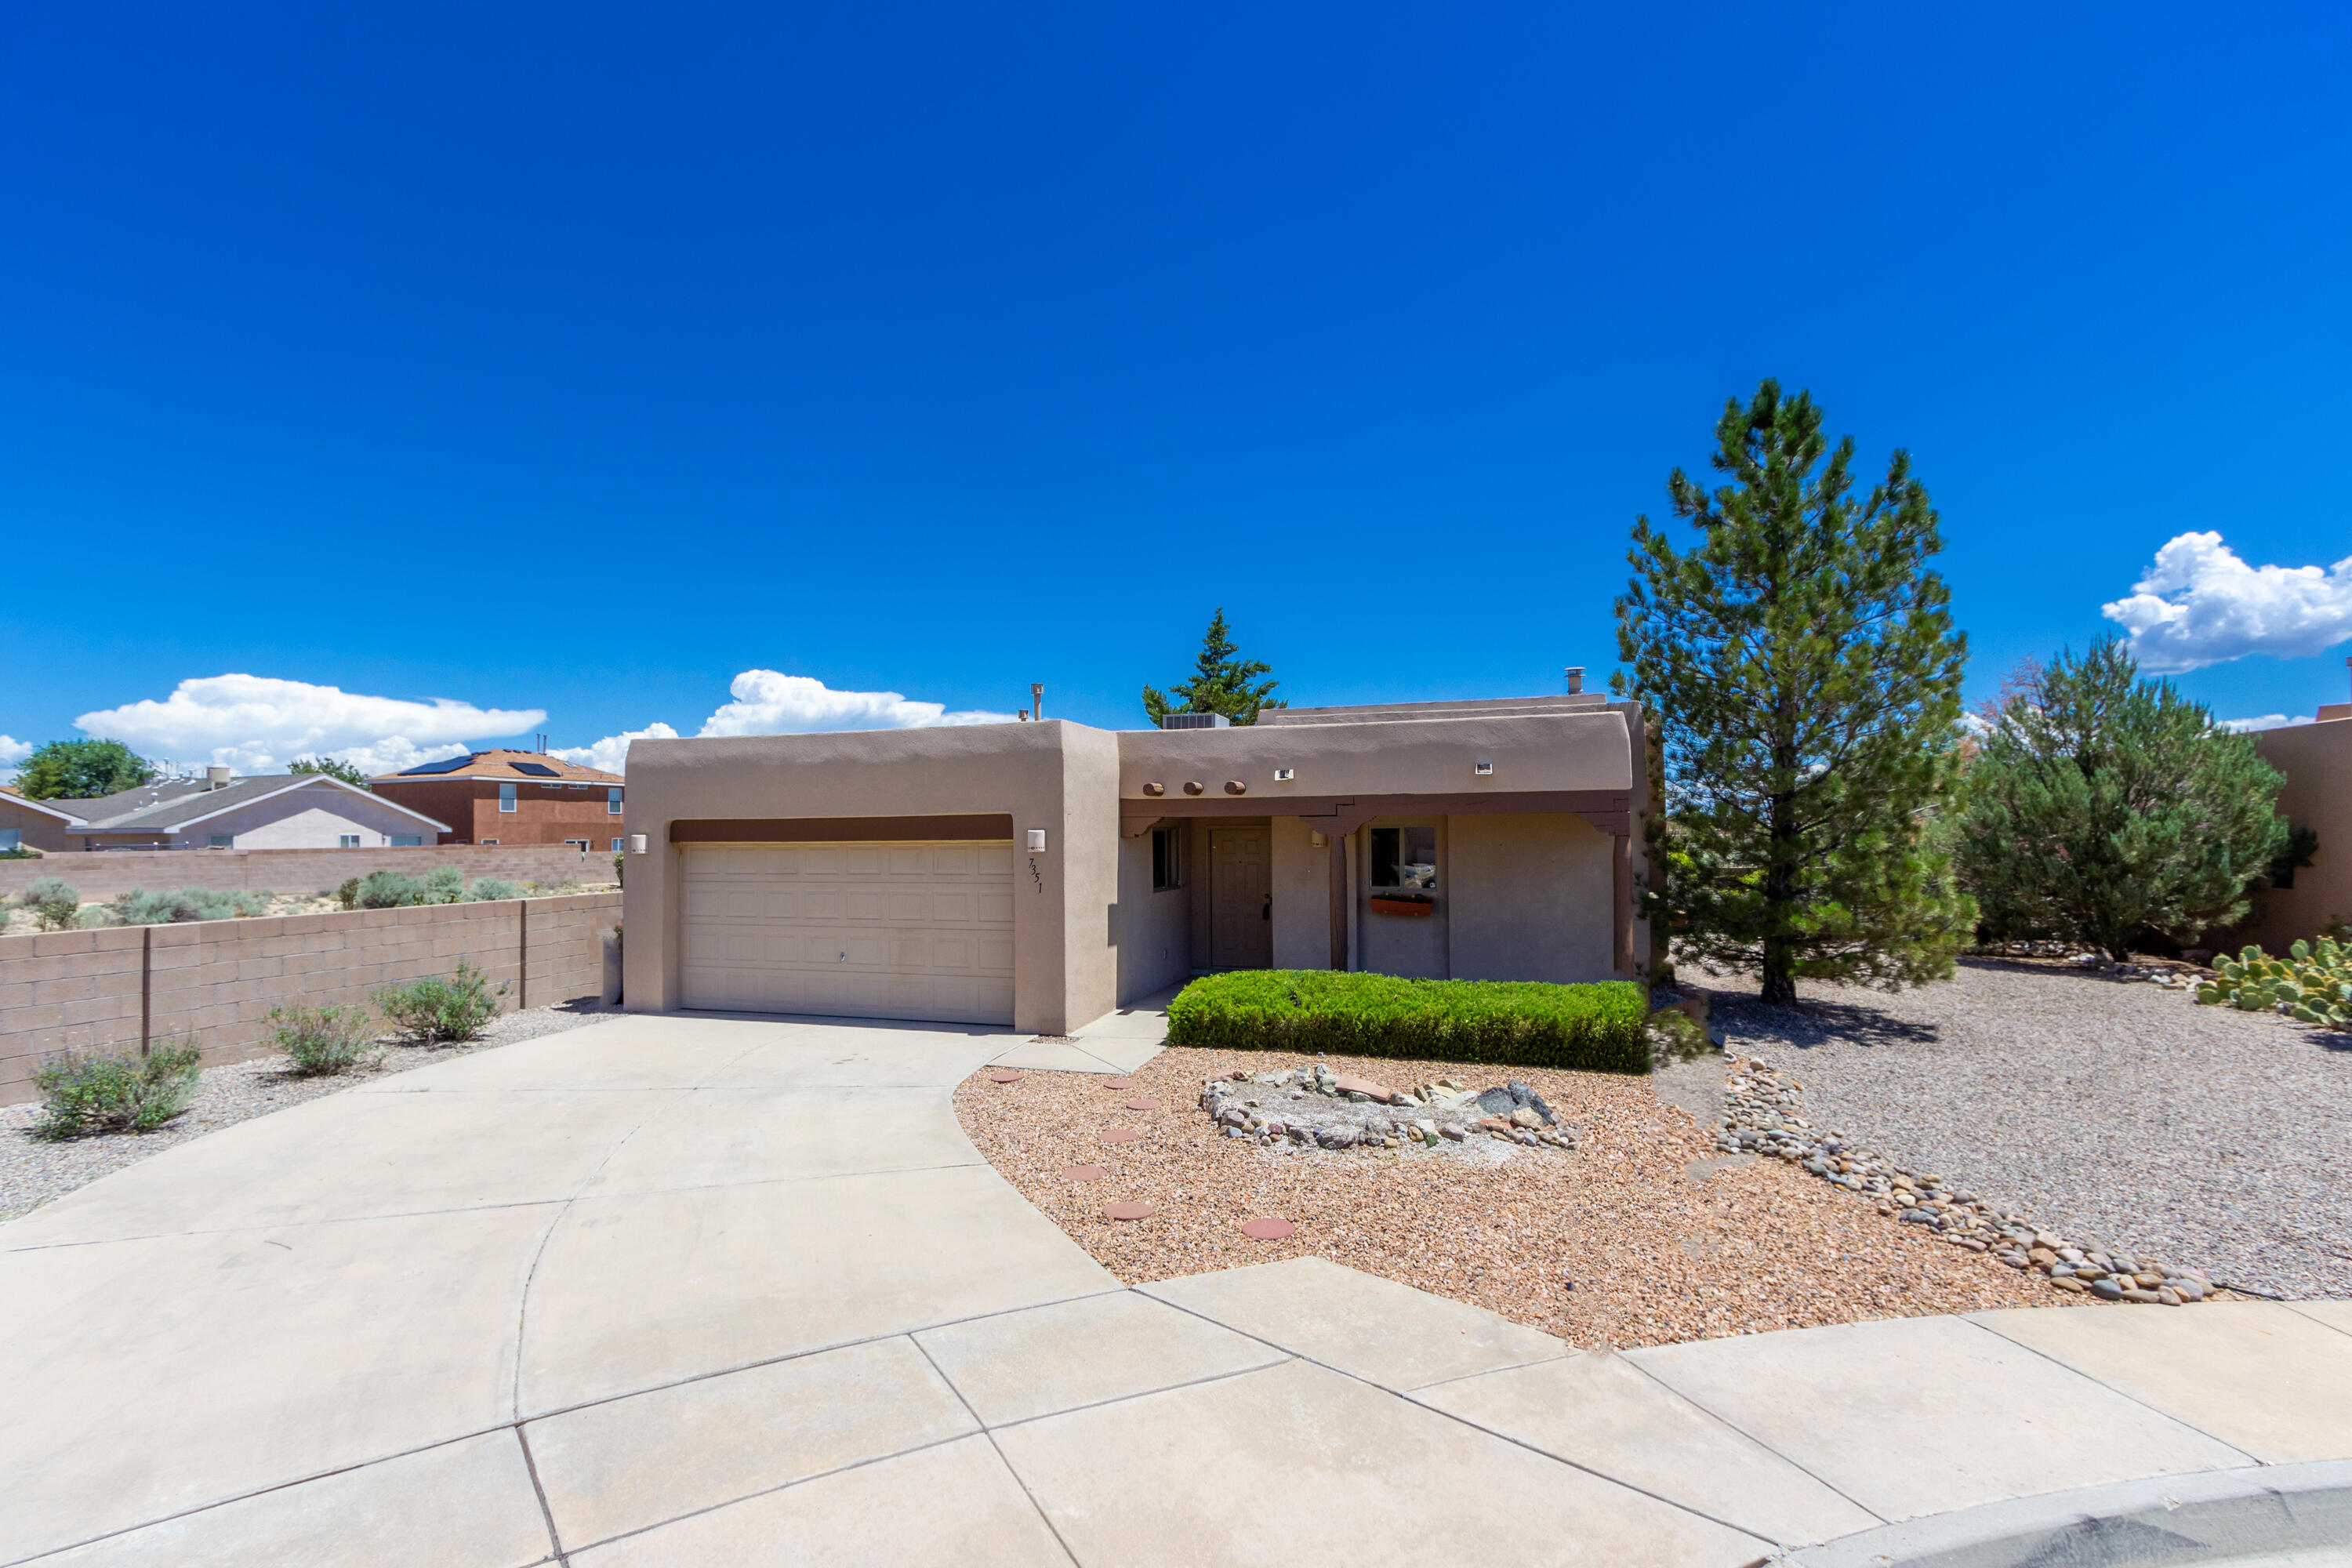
1103 1201 1156 1221
1061 1163 1107 1182
1105 1076 1134 1089
989 1071 1023 1084
1240 1217 1296 1240
1098 1127 1141 1144
1124 1097 1162 1111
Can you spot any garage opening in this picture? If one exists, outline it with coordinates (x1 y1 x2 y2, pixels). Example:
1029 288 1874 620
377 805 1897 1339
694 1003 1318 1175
678 840 1015 1024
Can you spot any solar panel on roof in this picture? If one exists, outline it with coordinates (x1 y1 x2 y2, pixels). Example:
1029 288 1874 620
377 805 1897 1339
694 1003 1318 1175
510 761 561 777
398 755 477 775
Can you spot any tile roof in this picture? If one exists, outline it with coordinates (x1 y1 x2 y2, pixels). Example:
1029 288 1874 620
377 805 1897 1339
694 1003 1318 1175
372 750 622 786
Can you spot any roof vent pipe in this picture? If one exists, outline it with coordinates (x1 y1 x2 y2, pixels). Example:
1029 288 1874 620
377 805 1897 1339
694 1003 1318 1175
206 766 232 790
1565 666 1584 695
1030 684 1044 722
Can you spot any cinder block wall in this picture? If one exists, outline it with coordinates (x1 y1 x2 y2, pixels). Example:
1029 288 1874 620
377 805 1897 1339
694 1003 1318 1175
0 843 621 902
0 892 619 1105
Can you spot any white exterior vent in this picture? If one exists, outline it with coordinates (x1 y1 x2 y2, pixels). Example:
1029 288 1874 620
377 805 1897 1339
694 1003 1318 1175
1160 713 1230 730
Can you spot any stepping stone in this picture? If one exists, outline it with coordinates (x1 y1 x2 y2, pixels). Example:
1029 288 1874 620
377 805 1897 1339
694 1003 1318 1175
1103 1201 1155 1221
1098 1127 1141 1144
1062 1163 1107 1182
989 1071 1023 1084
1105 1077 1134 1089
1239 1217 1296 1240
1124 1097 1162 1111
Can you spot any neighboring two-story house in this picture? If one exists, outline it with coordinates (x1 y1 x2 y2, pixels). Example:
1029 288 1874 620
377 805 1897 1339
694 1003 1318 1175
369 750 626 849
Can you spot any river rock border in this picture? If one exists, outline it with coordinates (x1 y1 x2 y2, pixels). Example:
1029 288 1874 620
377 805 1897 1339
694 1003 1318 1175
1715 1055 2218 1306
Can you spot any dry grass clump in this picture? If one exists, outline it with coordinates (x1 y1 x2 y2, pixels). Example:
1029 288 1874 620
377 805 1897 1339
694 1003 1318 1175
955 1044 2068 1350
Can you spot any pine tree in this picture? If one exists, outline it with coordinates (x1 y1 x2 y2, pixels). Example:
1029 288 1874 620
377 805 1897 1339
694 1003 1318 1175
1957 637 2287 959
15 739 155 800
1615 379 1973 1004
1142 608 1286 725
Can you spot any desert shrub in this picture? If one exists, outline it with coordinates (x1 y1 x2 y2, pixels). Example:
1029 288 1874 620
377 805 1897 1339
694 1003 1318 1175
109 887 274 925
266 1003 383 1075
21 876 82 931
335 877 361 910
1646 1006 1711 1062
2198 937 2352 1029
467 877 522 902
374 960 508 1042
356 870 426 909
1166 971 1650 1074
0 844 38 859
31 1036 204 1138
545 880 581 896
421 865 466 904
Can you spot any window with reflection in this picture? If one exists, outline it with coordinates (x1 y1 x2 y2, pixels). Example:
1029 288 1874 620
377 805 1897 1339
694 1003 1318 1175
1367 825 1436 890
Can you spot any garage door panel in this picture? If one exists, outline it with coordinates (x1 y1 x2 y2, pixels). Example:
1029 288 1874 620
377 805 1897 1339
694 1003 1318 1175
680 840 1015 1025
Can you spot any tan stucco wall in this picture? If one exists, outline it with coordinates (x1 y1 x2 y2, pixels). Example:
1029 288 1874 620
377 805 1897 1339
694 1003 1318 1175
1269 815 1327 969
620 722 1117 1034
0 798 76 855
188 791 446 850
1446 812 1616 982
1116 709 1634 801
1356 816 1450 979
1115 830 1191 1003
2241 718 2352 952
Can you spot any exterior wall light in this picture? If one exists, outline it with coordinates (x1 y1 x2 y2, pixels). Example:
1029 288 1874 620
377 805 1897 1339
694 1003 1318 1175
1274 768 1294 782
1473 760 1494 776
1026 829 1048 852
628 833 649 855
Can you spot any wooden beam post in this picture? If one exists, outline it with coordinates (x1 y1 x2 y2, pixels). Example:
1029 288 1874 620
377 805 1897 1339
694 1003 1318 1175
1327 833 1348 971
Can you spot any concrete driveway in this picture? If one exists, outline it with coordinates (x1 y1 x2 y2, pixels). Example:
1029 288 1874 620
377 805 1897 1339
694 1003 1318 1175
4 1012 2350 1566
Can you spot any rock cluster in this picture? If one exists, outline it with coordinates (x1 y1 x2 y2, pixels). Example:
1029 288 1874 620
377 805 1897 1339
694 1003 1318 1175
1715 1056 2216 1305
1987 943 2206 990
1198 1063 1581 1152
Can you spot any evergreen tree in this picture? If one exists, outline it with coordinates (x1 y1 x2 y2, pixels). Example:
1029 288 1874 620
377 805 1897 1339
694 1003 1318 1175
15 739 156 800
1957 637 2287 959
289 756 372 789
1615 379 1973 1004
1142 608 1286 725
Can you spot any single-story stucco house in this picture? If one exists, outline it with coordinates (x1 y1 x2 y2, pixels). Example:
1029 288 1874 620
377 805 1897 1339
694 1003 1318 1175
0 770 451 854
619 691 1651 1035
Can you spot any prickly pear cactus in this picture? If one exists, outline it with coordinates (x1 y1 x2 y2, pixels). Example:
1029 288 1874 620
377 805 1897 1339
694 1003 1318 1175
2198 937 2352 1029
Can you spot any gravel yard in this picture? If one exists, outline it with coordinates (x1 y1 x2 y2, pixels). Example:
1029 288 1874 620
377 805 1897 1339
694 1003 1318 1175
956 1045 2063 1351
0 1004 612 1221
1701 957 2352 1301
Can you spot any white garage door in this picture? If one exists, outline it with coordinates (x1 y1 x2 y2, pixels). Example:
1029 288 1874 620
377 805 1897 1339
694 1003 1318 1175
679 841 1016 1024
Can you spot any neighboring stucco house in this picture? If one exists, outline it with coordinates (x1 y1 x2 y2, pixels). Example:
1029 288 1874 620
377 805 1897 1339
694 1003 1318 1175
0 790 85 855
369 751 626 850
619 692 1650 1035
33 771 451 851
2234 702 2352 953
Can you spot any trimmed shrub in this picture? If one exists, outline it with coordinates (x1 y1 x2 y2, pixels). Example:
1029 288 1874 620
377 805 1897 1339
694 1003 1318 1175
267 1003 383 1075
21 876 81 931
374 960 508 1042
31 1036 205 1138
109 887 274 925
421 865 466 904
467 877 522 902
1165 971 1651 1074
356 870 426 909
335 877 361 910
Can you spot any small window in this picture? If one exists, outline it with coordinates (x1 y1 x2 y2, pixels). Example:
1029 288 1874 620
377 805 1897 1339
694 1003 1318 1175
338 834 361 848
480 838 498 845
1152 826 1182 891
499 782 517 813
610 837 624 852
1368 825 1437 890
565 839 590 852
608 786 622 815
209 833 234 849
389 834 422 848
0 829 20 851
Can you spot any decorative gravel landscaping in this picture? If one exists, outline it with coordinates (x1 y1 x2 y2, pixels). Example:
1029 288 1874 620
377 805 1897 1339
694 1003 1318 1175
0 1004 612 1221
956 1044 2066 1351
1700 956 2352 1301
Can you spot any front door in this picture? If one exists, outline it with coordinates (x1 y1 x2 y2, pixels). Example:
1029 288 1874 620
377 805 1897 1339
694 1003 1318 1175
1209 828 1273 969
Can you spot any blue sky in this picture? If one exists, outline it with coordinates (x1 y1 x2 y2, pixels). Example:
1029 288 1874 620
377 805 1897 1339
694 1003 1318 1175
4 2 2348 774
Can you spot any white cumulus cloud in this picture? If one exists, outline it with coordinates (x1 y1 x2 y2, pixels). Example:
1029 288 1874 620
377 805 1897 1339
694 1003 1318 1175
552 670 1022 775
2218 714 2311 733
0 735 31 765
75 674 545 777
2102 532 2352 673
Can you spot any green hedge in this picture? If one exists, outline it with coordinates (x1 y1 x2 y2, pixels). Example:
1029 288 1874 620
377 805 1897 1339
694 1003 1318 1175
1164 971 1650 1074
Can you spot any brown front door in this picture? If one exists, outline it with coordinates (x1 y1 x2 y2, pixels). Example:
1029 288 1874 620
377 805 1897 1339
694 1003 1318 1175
1210 828 1273 969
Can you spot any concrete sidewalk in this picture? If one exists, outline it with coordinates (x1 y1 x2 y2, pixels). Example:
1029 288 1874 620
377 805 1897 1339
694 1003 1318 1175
2 1013 2347 1566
